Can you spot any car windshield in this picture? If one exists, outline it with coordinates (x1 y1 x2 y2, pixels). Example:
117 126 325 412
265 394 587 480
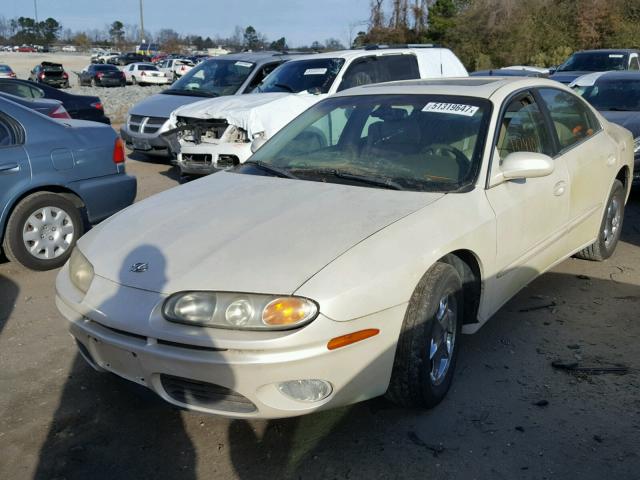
166 59 255 97
241 94 491 192
558 52 628 72
255 58 345 94
576 79 640 111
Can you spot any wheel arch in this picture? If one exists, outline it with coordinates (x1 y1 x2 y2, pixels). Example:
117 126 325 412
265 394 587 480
438 249 483 328
616 165 630 196
1 185 85 242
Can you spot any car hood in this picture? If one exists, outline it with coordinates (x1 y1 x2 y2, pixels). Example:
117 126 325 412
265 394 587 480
550 71 593 84
129 91 211 119
79 171 443 295
600 110 640 137
171 92 325 138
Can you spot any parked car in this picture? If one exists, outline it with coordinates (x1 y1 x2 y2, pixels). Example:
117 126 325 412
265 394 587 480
550 49 640 84
28 62 70 88
62 45 77 52
110 52 151 66
17 46 36 53
55 77 632 418
122 63 171 86
571 70 640 185
0 78 110 123
0 64 17 78
120 52 298 157
156 58 195 81
0 96 136 270
168 46 468 177
78 64 126 88
0 91 70 119
96 51 121 64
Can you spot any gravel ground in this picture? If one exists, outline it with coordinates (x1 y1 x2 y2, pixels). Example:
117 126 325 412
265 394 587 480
0 153 639 479
0 52 163 124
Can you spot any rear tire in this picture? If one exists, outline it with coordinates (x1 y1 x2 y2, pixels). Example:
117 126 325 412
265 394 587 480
131 76 137 85
2 193 83 271
575 179 625 261
386 262 463 408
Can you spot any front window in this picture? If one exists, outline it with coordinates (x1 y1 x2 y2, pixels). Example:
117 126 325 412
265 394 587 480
557 52 628 72
255 58 345 94
576 79 640 112
242 94 491 192
167 59 256 98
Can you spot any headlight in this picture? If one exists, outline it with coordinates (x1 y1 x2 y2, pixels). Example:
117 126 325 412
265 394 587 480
634 136 640 154
162 292 319 330
69 248 94 294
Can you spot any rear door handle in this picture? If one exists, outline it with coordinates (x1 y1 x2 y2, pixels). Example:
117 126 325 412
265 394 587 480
553 181 566 196
0 163 19 174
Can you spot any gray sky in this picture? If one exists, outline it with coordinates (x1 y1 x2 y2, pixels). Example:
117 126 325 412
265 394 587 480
5 0 373 46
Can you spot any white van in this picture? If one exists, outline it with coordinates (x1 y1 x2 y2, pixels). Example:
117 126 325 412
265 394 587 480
168 46 468 176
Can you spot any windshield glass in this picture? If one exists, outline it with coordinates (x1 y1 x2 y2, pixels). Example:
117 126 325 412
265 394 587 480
0 65 11 73
558 52 628 72
255 58 344 94
576 79 640 111
243 94 491 192
168 59 255 97
95 64 118 71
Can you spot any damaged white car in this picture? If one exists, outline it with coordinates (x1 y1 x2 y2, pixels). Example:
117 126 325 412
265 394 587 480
165 46 468 176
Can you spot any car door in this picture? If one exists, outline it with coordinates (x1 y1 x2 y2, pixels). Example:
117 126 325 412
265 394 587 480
483 90 571 314
537 87 613 250
0 113 30 228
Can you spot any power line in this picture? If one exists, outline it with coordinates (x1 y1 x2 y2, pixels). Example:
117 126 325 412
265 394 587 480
139 0 145 43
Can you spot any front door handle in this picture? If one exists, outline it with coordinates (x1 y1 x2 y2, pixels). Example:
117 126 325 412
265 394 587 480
607 155 616 166
0 163 19 174
553 181 567 196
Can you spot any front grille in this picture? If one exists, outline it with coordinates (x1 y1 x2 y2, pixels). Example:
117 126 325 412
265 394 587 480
176 116 229 141
182 153 212 165
160 374 257 413
128 115 166 134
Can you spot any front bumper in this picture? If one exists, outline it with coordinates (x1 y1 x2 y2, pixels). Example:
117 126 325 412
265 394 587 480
177 142 253 176
55 268 405 419
120 119 172 157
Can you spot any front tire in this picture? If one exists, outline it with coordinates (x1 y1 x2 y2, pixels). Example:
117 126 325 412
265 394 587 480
575 179 625 261
131 76 137 85
386 262 463 409
2 192 83 271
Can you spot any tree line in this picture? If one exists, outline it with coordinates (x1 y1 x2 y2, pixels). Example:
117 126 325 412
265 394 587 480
356 0 640 70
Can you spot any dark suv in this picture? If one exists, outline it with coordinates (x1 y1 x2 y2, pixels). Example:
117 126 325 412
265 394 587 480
550 49 640 84
110 53 151 66
28 62 70 88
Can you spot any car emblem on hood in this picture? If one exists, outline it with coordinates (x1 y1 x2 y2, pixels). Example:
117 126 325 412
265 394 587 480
130 262 149 273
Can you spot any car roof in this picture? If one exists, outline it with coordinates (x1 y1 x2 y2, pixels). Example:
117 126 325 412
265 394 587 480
280 47 452 63
575 49 639 54
333 76 568 100
204 51 296 65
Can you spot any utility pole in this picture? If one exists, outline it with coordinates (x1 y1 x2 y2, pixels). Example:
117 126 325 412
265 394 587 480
139 0 145 44
34 0 38 22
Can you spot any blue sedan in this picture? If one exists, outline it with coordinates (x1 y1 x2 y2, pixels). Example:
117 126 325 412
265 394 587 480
0 96 136 270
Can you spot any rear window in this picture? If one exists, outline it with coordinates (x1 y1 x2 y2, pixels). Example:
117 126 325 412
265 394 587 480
95 65 118 71
42 63 63 72
0 65 11 73
138 65 158 71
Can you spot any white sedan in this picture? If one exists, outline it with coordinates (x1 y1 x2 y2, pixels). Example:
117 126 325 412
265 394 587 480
56 77 633 418
122 63 170 86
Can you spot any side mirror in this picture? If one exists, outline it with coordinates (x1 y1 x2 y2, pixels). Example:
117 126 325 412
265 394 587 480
250 136 268 153
499 152 554 181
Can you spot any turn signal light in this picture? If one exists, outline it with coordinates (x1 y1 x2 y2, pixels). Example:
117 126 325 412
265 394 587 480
113 137 125 164
327 329 380 350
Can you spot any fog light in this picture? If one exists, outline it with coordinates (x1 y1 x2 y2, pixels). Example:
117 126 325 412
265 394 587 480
277 379 332 402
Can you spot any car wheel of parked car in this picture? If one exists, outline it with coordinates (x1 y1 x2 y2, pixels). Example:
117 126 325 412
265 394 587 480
90 78 96 87
131 76 137 85
386 262 463 408
2 192 84 271
575 179 625 261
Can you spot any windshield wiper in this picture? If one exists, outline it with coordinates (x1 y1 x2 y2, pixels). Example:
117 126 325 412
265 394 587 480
162 89 219 97
273 83 295 93
243 160 299 179
292 168 404 190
